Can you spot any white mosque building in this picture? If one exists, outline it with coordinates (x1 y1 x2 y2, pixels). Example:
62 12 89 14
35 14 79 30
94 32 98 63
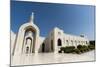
11 12 89 56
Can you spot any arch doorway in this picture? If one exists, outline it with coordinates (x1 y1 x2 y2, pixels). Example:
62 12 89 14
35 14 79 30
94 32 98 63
51 40 54 52
25 37 32 53
58 39 62 46
26 46 29 54
42 43 45 52
23 27 36 54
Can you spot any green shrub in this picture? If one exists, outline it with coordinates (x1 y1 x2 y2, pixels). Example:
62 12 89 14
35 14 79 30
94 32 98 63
77 45 89 53
59 44 94 54
63 46 75 53
88 44 95 50
77 45 83 49
82 45 88 52
60 47 66 51
89 41 95 46
74 49 81 54
89 40 95 50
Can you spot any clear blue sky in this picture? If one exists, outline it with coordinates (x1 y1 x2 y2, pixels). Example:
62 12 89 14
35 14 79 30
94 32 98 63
11 1 95 40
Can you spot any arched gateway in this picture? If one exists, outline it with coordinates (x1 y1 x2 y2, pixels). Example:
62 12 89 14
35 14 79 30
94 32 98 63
14 12 40 55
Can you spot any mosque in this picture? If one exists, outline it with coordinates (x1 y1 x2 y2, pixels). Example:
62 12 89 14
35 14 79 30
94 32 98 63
11 12 89 56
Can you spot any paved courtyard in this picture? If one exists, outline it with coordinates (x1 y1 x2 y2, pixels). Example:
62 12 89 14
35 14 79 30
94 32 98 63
11 50 95 66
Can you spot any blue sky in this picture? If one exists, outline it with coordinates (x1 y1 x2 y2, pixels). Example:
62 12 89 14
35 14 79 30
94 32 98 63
11 1 95 40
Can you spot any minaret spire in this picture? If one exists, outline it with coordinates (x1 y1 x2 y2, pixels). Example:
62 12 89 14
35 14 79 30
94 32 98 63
30 12 34 24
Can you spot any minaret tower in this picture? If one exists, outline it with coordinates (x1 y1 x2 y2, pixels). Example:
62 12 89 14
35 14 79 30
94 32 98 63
29 12 34 24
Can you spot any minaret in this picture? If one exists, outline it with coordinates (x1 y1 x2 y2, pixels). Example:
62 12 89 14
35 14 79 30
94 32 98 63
29 12 34 24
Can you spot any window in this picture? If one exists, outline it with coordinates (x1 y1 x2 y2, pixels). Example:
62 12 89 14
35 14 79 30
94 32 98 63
71 40 73 44
79 41 80 43
86 41 88 44
75 40 77 45
58 32 61 35
66 40 68 42
66 40 69 46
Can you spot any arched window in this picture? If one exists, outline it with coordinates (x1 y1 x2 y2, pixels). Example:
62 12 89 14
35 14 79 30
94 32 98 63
66 40 68 42
71 40 73 45
58 39 62 46
66 40 69 46
58 32 61 35
78 41 80 43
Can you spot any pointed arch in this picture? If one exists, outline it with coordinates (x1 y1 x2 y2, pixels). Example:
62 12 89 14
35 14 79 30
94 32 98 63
58 38 62 46
14 22 40 55
42 43 45 52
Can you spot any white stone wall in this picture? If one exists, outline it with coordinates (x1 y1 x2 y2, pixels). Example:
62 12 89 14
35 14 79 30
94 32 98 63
11 26 89 55
38 36 45 52
11 31 16 55
43 27 89 53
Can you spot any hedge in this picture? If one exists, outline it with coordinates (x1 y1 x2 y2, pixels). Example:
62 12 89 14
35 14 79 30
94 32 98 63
88 44 95 50
59 46 75 53
77 45 89 53
59 44 95 54
64 46 75 53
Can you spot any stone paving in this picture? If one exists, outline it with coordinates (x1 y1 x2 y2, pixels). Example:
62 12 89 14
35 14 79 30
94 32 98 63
11 50 95 66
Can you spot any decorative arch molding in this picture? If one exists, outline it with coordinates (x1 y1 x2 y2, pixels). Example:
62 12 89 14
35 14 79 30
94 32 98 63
14 22 40 55
19 22 40 35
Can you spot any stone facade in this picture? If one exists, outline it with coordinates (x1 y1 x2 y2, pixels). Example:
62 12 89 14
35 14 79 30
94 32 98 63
11 12 89 56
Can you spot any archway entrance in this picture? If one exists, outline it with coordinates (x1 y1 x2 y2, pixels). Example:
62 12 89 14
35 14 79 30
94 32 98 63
42 43 45 52
58 39 62 46
23 27 36 54
51 40 54 52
